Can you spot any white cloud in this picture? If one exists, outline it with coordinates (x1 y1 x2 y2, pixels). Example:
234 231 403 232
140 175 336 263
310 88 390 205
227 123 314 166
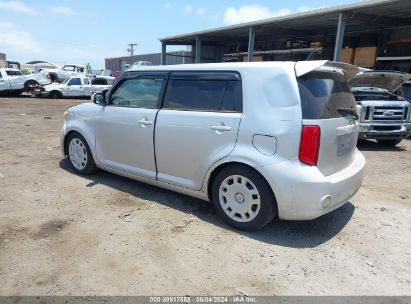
0 1 38 15
195 8 206 15
0 21 42 58
223 5 318 25
183 5 192 14
50 5 77 16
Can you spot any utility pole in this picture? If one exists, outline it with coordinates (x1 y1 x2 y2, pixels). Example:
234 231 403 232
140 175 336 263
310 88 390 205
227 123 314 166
127 43 137 57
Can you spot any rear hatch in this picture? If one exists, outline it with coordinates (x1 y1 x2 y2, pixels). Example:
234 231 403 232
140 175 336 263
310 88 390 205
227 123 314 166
295 61 361 176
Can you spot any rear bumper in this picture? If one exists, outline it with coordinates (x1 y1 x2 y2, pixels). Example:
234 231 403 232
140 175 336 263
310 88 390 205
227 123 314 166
260 150 365 220
358 123 411 140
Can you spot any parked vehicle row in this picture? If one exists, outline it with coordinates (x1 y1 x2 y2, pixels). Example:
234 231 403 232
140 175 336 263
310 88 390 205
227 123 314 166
61 61 366 231
34 76 112 99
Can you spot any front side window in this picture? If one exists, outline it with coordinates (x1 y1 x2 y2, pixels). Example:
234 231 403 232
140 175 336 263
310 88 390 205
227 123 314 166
110 78 164 108
83 78 90 85
164 79 241 112
68 78 81 86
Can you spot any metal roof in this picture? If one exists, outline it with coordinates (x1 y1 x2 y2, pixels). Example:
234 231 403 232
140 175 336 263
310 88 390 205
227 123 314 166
160 0 411 44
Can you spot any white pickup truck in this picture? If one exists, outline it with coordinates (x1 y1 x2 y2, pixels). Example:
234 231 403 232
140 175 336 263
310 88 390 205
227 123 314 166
36 76 112 98
0 68 50 96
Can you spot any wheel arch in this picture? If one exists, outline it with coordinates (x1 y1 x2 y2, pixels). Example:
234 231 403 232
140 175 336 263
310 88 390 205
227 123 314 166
63 128 94 158
49 90 63 98
206 161 278 215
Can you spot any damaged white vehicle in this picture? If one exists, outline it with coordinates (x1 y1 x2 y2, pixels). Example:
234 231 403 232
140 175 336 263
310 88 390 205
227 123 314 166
351 71 411 146
36 76 112 99
0 68 50 96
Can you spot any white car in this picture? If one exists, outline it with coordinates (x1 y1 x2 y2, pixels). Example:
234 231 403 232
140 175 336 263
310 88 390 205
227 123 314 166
0 68 50 96
37 76 112 99
61 61 365 230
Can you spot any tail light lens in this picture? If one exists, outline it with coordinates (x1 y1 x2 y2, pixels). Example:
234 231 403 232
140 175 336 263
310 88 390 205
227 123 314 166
299 125 321 166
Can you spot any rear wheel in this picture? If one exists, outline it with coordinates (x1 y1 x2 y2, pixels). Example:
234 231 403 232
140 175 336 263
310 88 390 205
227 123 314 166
377 139 402 146
66 132 98 175
24 80 39 91
212 165 277 231
49 91 63 99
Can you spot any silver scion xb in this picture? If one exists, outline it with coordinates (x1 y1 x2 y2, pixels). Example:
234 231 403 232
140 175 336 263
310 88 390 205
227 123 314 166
61 61 365 231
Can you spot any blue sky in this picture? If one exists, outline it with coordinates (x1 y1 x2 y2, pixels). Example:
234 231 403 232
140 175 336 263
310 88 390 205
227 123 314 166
0 0 358 69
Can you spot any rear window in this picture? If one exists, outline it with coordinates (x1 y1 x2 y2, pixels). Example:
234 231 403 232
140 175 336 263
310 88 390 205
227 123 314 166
91 78 108 85
164 79 242 112
298 71 356 119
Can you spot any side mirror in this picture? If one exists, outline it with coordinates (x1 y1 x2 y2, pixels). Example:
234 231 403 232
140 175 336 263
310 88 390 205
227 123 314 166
92 92 107 105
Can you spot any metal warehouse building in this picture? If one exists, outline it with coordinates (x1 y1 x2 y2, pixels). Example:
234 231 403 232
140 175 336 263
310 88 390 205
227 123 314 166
105 50 192 72
159 0 411 71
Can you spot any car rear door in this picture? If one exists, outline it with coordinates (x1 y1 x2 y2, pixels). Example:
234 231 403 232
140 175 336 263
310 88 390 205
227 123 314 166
94 72 168 179
154 72 242 190
296 62 361 176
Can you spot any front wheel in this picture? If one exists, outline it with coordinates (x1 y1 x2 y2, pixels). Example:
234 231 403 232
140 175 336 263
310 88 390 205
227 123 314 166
212 165 277 231
377 139 402 146
66 132 98 175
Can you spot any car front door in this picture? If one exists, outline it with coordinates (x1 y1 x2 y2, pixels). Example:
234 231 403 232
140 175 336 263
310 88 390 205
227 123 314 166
155 72 243 190
94 73 168 179
66 77 83 96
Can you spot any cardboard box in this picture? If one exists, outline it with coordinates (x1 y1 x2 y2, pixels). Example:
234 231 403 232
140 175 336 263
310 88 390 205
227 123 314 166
354 47 377 68
243 55 263 62
341 48 355 64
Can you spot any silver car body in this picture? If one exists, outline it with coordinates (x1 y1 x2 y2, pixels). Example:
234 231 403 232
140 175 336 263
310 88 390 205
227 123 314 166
61 61 365 220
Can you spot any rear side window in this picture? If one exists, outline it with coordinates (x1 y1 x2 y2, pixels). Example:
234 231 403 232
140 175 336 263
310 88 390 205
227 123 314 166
298 71 356 119
6 70 22 76
91 78 107 85
164 78 242 112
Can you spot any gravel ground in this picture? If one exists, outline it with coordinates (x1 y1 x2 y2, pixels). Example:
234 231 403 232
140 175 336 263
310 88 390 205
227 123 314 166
0 97 410 296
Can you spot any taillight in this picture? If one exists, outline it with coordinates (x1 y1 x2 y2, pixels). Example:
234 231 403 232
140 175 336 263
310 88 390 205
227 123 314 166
299 125 321 166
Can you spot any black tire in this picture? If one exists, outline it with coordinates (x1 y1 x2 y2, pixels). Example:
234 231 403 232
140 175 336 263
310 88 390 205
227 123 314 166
377 139 402 146
65 132 98 175
211 165 277 231
49 91 63 99
24 80 39 91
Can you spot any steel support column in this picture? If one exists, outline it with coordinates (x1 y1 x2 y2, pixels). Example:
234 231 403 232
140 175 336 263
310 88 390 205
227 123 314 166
248 27 256 62
161 41 167 65
195 36 202 64
333 13 346 61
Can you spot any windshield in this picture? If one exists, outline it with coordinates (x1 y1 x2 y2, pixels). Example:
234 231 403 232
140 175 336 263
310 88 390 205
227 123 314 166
62 65 75 71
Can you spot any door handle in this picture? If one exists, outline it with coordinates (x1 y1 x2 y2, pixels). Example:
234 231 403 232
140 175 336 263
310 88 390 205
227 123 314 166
139 118 153 126
211 125 232 132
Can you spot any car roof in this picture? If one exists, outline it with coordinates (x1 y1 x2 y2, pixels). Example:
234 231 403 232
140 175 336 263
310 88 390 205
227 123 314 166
126 61 297 72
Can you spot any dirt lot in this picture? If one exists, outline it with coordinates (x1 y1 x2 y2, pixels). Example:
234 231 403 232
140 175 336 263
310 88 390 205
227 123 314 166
0 97 410 296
